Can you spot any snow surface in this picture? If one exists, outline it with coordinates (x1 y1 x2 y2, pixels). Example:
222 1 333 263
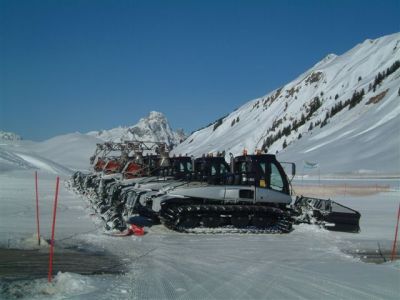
172 33 400 176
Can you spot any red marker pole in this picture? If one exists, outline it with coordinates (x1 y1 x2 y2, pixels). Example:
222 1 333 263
35 171 41 246
391 204 400 261
48 176 60 282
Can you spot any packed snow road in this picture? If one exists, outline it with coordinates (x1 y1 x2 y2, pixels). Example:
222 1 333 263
0 171 399 299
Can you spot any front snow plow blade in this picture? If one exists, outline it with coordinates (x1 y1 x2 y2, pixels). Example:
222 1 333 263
293 196 361 233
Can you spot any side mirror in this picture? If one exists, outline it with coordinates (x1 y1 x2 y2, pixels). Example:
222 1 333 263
280 161 296 182
229 153 234 173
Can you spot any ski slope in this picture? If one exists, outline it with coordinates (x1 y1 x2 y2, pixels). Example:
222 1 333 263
0 133 100 174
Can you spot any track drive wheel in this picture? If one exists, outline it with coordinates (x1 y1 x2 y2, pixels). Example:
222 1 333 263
179 215 200 228
231 215 250 227
201 214 222 228
252 213 277 228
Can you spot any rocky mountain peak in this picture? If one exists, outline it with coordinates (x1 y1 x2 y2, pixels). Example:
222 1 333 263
87 111 185 148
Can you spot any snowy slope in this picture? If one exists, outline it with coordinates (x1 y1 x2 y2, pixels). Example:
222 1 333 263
0 147 36 172
0 131 102 173
87 111 185 148
33 132 103 171
173 33 400 176
0 145 72 175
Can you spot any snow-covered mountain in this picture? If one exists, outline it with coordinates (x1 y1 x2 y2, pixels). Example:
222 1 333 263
173 33 400 176
0 130 22 141
87 111 185 148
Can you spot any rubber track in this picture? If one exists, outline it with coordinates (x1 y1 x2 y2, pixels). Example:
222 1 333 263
160 204 293 234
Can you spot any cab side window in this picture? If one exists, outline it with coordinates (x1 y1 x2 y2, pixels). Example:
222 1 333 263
270 163 284 192
220 163 228 174
211 165 217 175
236 162 247 173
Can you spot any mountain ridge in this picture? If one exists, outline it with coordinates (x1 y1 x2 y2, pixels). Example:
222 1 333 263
172 32 400 175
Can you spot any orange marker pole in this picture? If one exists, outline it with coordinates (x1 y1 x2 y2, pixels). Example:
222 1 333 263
35 171 41 246
390 204 400 261
48 176 60 282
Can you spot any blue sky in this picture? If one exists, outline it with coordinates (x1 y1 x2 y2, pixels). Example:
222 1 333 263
1 0 399 141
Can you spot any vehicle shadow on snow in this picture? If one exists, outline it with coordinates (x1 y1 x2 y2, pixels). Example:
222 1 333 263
127 215 156 228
